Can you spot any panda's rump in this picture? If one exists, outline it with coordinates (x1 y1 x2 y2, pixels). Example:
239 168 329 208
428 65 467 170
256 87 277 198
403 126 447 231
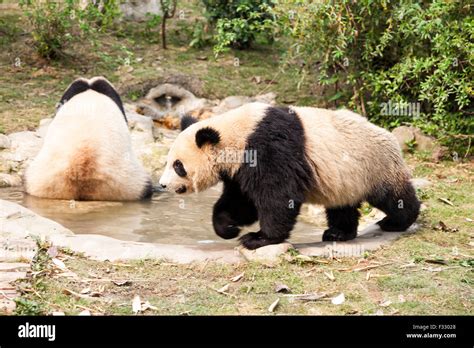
293 106 409 207
63 144 106 200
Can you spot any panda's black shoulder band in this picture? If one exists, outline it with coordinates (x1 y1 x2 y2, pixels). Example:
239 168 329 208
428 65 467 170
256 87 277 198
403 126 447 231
90 78 127 122
58 79 89 110
57 78 127 123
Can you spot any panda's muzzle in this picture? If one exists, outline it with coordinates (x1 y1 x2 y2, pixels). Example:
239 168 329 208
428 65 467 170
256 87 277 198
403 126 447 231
175 185 187 194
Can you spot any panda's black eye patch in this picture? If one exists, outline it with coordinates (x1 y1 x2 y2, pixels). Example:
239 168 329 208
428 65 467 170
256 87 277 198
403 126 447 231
173 160 187 177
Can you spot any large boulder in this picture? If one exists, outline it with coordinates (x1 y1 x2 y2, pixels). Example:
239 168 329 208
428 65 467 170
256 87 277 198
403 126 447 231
119 0 161 20
137 83 209 120
391 126 437 153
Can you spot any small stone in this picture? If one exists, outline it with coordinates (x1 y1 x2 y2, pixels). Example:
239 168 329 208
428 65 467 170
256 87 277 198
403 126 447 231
152 125 164 141
252 92 277 105
0 173 22 187
0 134 11 149
238 242 293 264
411 178 431 189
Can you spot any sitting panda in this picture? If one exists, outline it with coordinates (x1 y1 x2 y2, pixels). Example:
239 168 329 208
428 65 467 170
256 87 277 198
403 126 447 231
159 103 420 249
25 76 153 201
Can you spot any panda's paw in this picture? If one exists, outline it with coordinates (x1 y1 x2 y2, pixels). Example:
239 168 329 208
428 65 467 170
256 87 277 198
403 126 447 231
322 228 357 242
377 217 407 232
215 225 241 240
239 232 284 250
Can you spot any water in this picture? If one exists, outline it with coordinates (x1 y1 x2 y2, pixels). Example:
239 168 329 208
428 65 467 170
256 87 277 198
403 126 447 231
0 186 324 246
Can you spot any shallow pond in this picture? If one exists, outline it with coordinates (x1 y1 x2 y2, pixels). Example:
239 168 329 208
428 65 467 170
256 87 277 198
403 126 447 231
0 186 324 246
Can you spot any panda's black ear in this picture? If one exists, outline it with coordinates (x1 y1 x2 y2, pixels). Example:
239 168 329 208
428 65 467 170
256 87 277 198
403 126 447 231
196 127 220 148
180 115 198 131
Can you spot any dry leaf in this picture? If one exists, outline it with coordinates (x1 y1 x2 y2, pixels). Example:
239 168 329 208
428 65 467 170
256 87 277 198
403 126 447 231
466 218 473 222
141 301 158 311
63 288 90 299
331 293 345 305
230 273 244 282
268 298 280 313
274 284 291 293
52 258 67 271
366 271 371 280
112 280 132 286
285 293 327 302
438 197 454 206
295 255 313 262
400 262 416 268
217 284 230 293
425 259 448 265
324 271 335 281
353 262 392 272
132 295 141 314
80 287 91 295
379 300 392 307
435 221 458 233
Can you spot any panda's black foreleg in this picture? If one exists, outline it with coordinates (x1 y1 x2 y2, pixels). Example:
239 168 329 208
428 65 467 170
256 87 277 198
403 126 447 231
239 199 302 250
322 204 361 241
212 179 258 240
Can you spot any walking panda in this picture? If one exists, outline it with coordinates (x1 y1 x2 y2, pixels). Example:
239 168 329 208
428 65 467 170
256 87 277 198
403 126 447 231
159 103 420 249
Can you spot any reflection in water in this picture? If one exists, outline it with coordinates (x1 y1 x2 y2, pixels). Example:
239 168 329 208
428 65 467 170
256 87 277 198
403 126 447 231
0 186 323 246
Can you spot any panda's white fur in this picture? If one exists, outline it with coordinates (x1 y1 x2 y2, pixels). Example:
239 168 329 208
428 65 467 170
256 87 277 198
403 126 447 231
293 106 409 208
25 77 152 201
160 102 420 249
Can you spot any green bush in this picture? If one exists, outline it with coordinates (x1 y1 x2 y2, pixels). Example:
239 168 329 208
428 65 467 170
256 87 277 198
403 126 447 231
19 0 121 59
202 0 276 54
276 0 473 151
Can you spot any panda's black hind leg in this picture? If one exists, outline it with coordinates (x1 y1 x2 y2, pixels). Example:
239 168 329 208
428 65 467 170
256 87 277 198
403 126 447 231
368 180 420 232
322 204 361 241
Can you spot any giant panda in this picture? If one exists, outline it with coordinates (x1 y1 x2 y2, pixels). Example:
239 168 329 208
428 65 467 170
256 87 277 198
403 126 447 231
25 76 153 201
159 103 420 249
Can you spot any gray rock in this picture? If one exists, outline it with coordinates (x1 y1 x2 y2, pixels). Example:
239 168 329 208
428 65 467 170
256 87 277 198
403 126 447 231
411 177 432 189
413 128 437 152
252 92 277 105
0 134 11 149
391 126 415 152
0 173 22 187
392 126 438 153
137 83 208 119
238 242 293 264
213 96 252 115
120 0 161 20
